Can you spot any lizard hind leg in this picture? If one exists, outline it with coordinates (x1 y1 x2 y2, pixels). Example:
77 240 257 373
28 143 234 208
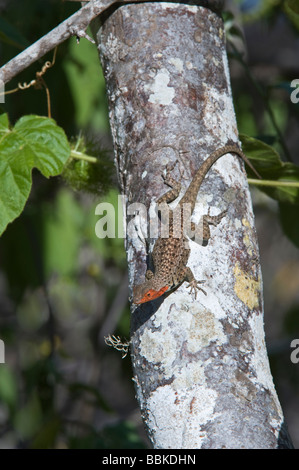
189 208 227 246
204 208 227 227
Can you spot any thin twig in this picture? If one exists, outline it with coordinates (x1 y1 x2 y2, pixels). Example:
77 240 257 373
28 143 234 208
1 48 57 117
248 178 299 188
0 0 118 84
70 150 98 163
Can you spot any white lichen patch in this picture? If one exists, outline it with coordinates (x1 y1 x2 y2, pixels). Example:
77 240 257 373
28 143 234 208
146 381 218 448
145 68 175 106
105 33 123 60
168 57 184 73
188 308 227 352
234 217 242 230
205 92 236 140
137 278 227 378
222 49 233 97
172 362 206 390
185 235 236 318
160 2 198 13
138 325 178 370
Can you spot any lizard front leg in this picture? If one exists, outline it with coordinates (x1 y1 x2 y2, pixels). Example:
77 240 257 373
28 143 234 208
184 267 207 298
156 160 181 206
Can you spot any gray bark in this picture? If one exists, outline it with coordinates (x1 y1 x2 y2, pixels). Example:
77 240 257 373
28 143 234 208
94 2 292 449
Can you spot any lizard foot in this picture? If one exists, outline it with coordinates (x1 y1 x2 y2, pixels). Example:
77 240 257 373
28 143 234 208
187 279 207 299
205 207 227 227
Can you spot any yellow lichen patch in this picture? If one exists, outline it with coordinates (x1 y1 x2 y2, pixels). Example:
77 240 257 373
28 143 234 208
242 218 251 228
233 263 260 310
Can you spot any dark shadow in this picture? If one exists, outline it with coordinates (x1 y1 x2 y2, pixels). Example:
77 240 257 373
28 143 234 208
130 294 164 336
130 281 184 335
277 421 294 449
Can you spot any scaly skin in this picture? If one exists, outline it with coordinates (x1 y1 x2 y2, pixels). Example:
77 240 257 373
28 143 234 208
133 144 260 304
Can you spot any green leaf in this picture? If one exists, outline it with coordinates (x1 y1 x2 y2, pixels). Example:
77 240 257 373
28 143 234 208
240 134 299 204
285 0 299 31
0 113 9 135
14 115 70 177
0 113 70 236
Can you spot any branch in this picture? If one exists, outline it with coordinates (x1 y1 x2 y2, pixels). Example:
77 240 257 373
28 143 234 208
0 0 117 84
0 0 222 86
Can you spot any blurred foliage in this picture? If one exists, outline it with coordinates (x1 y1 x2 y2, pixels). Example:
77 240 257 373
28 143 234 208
0 0 139 450
63 133 115 195
0 0 298 450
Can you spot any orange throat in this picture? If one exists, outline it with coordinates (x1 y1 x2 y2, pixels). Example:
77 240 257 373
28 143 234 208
137 285 169 304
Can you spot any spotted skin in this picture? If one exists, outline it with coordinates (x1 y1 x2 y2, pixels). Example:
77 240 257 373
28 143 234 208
133 144 260 304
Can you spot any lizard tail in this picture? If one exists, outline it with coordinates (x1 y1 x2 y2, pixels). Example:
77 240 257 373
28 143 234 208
180 144 261 212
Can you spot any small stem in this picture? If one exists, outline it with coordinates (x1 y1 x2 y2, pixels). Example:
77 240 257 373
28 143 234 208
70 150 97 163
248 178 299 188
74 130 82 152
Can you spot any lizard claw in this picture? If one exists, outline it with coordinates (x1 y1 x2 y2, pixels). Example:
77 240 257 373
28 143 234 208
187 279 207 299
165 159 179 173
162 160 179 182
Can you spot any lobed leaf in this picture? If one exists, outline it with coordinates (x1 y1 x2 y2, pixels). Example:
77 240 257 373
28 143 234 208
0 113 70 236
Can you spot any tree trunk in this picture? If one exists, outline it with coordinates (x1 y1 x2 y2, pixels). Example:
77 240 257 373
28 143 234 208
93 2 293 449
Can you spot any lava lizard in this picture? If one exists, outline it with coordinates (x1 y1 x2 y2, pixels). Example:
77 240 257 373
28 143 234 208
132 144 260 304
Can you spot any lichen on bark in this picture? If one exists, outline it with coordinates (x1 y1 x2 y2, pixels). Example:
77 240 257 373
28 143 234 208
93 2 292 449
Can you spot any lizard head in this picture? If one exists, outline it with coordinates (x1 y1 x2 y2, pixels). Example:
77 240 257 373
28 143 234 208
133 283 169 304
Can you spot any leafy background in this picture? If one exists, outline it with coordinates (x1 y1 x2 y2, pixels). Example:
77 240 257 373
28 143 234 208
0 0 299 448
